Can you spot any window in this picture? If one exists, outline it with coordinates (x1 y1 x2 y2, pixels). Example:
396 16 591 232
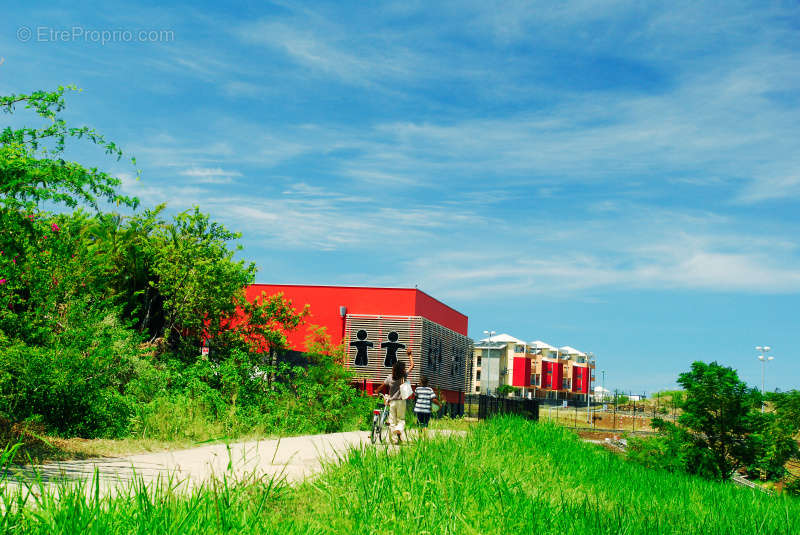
562 379 571 390
475 386 480 392
476 371 481 381
477 356 481 367
514 345 525 353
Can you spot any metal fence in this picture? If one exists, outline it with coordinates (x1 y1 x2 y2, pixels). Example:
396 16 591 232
537 396 678 434
463 394 539 421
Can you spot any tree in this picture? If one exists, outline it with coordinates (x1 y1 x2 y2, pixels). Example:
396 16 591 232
496 384 520 397
1 87 140 346
767 390 800 438
630 361 776 481
141 207 256 354
673 361 761 479
0 86 138 212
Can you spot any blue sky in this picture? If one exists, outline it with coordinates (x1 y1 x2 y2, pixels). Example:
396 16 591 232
2 1 799 394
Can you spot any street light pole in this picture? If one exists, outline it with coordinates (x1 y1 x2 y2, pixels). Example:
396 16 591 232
554 347 560 403
483 330 495 396
756 345 774 413
601 370 606 402
586 353 594 424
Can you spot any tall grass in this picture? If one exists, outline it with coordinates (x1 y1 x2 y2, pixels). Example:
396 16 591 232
2 417 797 534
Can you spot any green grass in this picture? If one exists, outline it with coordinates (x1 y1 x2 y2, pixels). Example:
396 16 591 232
2 417 798 534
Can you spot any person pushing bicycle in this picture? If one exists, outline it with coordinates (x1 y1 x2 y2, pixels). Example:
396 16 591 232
375 348 415 444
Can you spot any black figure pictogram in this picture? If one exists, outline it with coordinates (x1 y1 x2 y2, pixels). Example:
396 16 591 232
426 336 436 371
427 337 443 372
350 329 373 366
451 345 464 377
381 331 405 367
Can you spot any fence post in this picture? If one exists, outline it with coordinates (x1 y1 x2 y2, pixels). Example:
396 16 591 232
632 399 636 433
613 394 617 431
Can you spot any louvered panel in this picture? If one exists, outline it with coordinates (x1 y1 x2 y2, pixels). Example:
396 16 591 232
345 315 423 385
420 317 471 393
344 314 471 393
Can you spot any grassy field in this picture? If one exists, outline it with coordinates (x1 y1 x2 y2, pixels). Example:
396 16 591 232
2 417 798 534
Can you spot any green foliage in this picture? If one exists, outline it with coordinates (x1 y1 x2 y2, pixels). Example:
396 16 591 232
768 390 800 437
630 362 798 483
496 384 520 397
128 349 370 441
673 361 761 479
786 476 800 496
142 207 255 354
627 421 691 473
0 309 140 438
0 86 138 211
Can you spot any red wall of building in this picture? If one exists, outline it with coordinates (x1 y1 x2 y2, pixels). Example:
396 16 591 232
246 284 468 353
541 360 564 390
553 362 563 390
572 365 589 393
541 360 553 389
512 357 531 387
414 291 468 336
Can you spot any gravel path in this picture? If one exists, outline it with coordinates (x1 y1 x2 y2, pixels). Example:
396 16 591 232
4 430 380 496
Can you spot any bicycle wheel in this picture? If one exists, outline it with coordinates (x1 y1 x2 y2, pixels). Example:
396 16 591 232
370 415 379 444
378 413 389 443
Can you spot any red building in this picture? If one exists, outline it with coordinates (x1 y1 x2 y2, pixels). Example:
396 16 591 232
246 284 471 403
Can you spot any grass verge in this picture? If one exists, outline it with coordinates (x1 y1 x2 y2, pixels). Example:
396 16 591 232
2 417 798 534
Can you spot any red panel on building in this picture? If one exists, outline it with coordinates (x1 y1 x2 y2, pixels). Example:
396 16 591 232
512 357 531 387
572 365 589 393
553 362 563 390
542 361 564 390
541 360 553 389
246 284 468 352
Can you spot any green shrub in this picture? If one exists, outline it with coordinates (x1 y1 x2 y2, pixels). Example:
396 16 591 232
0 309 142 438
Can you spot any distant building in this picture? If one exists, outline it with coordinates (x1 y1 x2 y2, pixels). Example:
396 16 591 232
468 334 594 402
593 386 612 402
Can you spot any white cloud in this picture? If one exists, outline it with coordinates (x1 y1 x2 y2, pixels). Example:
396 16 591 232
236 19 420 88
179 167 243 184
94 1 800 302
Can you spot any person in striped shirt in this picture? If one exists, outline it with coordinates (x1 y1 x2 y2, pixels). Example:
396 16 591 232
413 376 441 429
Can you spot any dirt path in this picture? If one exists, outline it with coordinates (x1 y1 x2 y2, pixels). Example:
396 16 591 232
4 430 378 496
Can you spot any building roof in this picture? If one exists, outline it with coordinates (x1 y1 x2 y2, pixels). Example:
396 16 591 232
558 346 586 357
478 333 525 344
474 341 508 349
529 340 557 351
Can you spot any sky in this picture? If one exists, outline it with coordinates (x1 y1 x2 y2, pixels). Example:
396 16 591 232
2 1 799 394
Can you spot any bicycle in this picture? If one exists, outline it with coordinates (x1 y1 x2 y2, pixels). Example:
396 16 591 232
370 397 390 444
